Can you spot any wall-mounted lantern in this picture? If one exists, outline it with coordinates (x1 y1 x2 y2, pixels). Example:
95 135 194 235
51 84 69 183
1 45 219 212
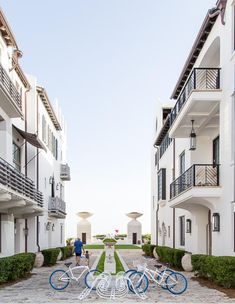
46 222 51 231
23 227 29 236
189 120 196 151
49 176 54 184
186 219 192 233
212 213 220 231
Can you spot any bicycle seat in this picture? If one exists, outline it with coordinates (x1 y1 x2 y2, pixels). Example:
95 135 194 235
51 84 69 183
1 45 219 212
154 264 162 269
64 262 73 267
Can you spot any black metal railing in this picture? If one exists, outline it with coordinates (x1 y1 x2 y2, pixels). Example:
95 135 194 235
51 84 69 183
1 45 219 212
170 164 219 199
170 68 220 126
0 62 22 111
159 133 172 159
0 157 43 207
48 197 66 216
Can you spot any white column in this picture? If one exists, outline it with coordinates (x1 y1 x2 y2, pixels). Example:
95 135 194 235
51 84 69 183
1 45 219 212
1 214 14 257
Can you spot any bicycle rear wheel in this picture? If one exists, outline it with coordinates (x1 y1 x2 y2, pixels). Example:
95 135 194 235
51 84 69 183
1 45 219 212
84 269 102 290
49 269 70 290
166 272 188 295
127 271 149 294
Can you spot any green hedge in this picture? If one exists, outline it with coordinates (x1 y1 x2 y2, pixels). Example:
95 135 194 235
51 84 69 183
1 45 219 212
142 244 156 257
42 248 60 266
155 246 185 269
0 253 35 283
59 246 74 260
192 254 235 288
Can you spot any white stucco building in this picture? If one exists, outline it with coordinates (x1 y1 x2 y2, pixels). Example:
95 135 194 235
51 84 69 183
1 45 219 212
151 0 235 256
0 9 70 257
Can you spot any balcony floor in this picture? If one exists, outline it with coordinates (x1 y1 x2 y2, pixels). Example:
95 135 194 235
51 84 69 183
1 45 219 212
169 90 221 138
169 186 221 210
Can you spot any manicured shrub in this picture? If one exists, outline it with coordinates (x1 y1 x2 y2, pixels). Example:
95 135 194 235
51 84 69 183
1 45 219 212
192 254 235 288
59 246 74 260
42 248 60 266
142 244 156 257
103 238 117 244
155 246 185 269
0 253 35 283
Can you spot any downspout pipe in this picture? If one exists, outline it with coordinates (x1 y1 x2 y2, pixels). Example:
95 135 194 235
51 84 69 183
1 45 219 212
173 139 176 249
24 85 30 253
36 93 40 252
153 146 159 246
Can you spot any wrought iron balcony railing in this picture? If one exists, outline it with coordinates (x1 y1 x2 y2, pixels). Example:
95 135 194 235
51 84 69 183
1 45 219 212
48 196 66 216
170 68 221 126
0 157 43 207
0 62 22 111
170 164 220 199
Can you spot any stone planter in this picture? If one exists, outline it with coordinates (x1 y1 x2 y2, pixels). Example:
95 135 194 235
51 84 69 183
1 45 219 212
57 250 62 261
181 252 193 272
34 252 44 268
153 247 160 260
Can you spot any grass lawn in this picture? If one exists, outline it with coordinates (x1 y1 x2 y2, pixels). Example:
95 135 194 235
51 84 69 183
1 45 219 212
115 245 141 249
114 251 125 273
96 252 105 273
95 251 125 274
83 244 141 250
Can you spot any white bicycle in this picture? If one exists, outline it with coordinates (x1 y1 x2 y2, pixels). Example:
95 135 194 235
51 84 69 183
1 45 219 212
49 262 101 291
126 259 188 295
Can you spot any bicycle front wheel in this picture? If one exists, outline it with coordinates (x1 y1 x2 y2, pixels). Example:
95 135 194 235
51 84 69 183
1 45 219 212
166 272 188 295
158 269 174 290
128 271 149 294
49 269 70 290
85 269 101 290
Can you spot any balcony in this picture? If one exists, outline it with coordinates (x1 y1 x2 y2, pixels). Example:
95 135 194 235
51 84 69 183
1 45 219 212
48 196 66 218
0 62 23 118
169 68 221 138
60 164 71 181
169 164 221 209
0 157 43 214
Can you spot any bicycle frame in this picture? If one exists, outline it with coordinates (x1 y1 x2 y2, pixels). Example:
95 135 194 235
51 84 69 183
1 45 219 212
137 266 176 288
60 265 89 282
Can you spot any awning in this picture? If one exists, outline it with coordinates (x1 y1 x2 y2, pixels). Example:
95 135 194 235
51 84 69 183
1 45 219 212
13 126 47 152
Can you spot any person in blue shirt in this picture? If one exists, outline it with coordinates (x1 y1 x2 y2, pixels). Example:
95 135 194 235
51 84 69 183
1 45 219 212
74 237 84 266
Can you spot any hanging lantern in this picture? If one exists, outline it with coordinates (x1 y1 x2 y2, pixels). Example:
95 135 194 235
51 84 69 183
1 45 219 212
189 120 196 150
212 213 220 232
186 219 192 233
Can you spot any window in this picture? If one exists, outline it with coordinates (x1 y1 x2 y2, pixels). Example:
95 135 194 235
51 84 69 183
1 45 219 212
179 216 185 246
159 133 172 158
179 151 185 175
168 226 170 238
42 115 46 143
234 6 235 50
213 136 220 165
158 168 166 201
155 150 159 168
12 142 21 171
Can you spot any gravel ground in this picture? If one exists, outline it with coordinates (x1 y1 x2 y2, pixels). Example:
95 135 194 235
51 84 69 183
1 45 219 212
0 249 234 303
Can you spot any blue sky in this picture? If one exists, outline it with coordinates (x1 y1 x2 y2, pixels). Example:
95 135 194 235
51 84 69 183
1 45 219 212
1 0 216 237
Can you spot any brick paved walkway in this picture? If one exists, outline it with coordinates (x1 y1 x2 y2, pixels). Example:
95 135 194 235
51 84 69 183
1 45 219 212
0 249 234 303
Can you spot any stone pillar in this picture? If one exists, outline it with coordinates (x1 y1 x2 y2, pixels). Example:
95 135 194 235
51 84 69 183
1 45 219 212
126 212 142 244
77 212 92 244
1 214 14 256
